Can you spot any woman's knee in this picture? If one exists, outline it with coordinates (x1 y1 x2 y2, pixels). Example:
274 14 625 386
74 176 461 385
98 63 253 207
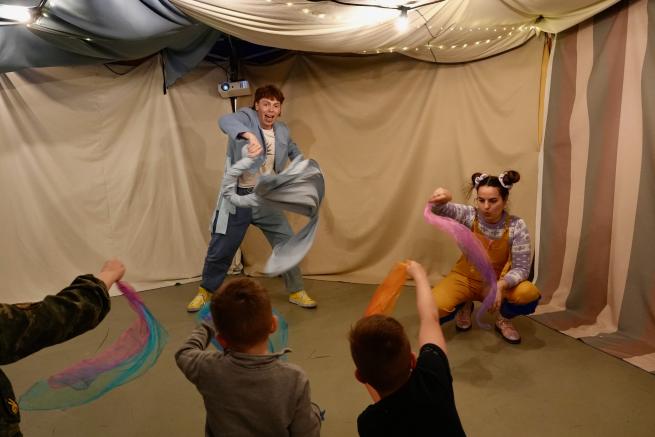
505 281 541 305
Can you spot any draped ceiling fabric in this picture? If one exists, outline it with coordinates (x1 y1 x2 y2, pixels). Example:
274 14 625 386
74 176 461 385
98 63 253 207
0 35 543 303
0 0 623 82
170 0 620 63
0 0 221 87
534 0 655 373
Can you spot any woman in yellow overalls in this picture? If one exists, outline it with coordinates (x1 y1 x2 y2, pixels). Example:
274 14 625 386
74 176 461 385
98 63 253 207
428 171 540 344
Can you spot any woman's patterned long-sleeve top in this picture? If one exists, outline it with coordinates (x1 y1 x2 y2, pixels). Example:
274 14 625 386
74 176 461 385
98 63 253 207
431 203 532 288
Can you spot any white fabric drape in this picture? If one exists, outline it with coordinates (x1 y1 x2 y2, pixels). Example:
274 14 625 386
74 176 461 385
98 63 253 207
170 0 619 62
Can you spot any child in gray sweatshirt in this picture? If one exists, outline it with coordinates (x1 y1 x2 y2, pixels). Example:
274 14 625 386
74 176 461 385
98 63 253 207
176 278 322 437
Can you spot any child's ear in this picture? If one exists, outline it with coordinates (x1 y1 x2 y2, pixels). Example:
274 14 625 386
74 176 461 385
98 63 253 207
270 314 278 333
410 351 417 370
354 369 367 384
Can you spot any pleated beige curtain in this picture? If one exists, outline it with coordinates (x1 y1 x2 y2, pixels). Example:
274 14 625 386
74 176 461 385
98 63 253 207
0 36 543 302
0 59 230 300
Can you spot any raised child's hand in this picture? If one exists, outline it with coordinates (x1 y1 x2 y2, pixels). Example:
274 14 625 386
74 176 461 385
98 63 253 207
405 260 427 282
97 258 126 288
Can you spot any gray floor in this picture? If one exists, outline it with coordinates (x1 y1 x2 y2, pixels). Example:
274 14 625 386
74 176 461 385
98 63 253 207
5 277 655 436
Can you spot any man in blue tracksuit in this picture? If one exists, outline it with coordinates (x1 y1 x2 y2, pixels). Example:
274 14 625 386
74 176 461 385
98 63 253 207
187 85 317 311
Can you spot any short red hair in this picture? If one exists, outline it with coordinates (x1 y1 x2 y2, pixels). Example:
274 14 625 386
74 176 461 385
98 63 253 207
252 84 285 106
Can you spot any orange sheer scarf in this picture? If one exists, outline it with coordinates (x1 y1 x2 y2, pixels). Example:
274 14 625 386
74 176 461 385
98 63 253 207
364 261 408 316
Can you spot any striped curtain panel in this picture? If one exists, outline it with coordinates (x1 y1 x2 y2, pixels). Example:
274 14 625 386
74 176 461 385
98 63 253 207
533 0 655 373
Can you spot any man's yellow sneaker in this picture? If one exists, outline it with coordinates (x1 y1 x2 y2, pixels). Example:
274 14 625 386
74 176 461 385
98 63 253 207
288 290 317 308
187 287 211 312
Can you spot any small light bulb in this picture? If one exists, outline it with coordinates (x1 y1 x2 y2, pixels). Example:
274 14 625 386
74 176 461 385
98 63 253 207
395 8 409 32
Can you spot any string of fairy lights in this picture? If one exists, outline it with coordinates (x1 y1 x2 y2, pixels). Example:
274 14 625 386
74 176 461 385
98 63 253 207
363 25 537 54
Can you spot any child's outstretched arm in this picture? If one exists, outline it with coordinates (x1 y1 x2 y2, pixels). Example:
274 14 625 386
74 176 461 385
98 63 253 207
406 260 447 355
175 323 215 385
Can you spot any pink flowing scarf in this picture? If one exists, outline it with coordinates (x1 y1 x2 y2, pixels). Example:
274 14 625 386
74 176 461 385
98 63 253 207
19 281 168 410
423 204 497 328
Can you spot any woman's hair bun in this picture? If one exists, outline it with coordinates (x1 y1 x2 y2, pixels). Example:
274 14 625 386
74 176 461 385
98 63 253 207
501 170 520 185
